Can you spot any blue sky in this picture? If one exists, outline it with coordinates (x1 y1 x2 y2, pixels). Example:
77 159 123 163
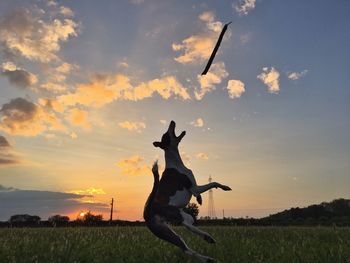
0 0 349 220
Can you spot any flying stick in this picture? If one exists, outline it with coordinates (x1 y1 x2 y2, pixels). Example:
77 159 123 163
201 22 231 75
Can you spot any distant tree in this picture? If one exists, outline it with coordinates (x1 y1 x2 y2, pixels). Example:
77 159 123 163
330 199 350 216
48 215 69 226
183 203 199 221
9 214 41 224
82 211 103 224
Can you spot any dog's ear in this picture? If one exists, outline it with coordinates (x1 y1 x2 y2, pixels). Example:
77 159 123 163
153 141 161 148
177 131 186 141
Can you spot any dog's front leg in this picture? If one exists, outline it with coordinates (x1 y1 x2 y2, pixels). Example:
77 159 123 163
191 182 231 196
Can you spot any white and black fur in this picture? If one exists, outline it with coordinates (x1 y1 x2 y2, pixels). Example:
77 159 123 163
144 121 231 263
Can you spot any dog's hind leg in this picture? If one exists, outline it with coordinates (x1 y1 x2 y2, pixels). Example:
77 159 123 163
146 216 215 262
180 210 216 244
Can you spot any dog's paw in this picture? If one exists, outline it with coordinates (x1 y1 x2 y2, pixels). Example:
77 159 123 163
206 257 216 263
196 195 202 205
204 234 216 244
221 185 232 191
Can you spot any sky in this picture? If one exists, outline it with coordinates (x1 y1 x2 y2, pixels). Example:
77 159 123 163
0 0 349 221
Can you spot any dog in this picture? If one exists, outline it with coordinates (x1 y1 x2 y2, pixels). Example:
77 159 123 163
144 120 231 262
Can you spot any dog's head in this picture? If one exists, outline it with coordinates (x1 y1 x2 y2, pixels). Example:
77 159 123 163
153 120 186 151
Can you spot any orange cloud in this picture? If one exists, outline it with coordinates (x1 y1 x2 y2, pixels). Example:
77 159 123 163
227 79 245 99
0 98 66 136
172 11 224 64
40 62 79 93
196 62 228 100
38 98 65 113
196 152 209 160
116 155 151 176
58 73 190 108
0 6 78 62
0 135 21 167
191 118 204 127
257 67 280 94
65 108 91 130
1 62 38 88
68 188 106 195
118 121 146 132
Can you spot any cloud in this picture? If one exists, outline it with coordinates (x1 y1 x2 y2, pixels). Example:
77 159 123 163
196 61 228 100
0 6 78 62
0 185 16 191
58 73 190 108
40 62 78 93
196 152 209 160
234 0 257 16
0 185 109 220
0 135 10 147
287 70 308 80
70 132 78 139
116 155 151 176
1 62 38 88
68 188 106 195
58 74 131 108
118 62 129 68
191 118 204 127
118 121 146 132
172 11 225 64
180 151 191 163
38 98 64 113
257 67 280 94
0 135 20 167
65 108 91 130
60 6 74 17
0 97 66 136
227 79 245 99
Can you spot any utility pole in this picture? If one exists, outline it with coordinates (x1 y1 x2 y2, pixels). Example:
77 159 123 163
223 209 225 219
109 198 114 223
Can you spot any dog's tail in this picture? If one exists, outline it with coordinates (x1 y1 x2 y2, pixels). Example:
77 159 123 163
143 160 159 219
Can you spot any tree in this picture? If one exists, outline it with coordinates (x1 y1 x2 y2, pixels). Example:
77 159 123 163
183 203 199 221
82 211 103 224
48 215 69 226
9 214 41 223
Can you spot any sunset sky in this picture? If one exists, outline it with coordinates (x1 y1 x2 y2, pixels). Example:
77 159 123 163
0 0 349 221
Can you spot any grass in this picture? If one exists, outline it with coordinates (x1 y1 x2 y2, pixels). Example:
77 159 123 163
0 226 349 263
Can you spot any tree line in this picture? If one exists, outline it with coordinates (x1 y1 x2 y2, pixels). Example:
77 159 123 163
1 198 349 227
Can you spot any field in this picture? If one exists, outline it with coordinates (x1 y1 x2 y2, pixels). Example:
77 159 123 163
0 226 349 263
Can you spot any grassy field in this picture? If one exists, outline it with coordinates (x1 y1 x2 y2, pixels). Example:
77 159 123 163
0 226 349 263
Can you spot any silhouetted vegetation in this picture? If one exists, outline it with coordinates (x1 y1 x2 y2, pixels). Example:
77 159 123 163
183 202 199 221
198 198 350 227
76 211 103 226
267 198 350 220
48 215 70 227
1 198 349 228
9 214 41 227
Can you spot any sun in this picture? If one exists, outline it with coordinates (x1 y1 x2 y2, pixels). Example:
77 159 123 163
79 212 85 217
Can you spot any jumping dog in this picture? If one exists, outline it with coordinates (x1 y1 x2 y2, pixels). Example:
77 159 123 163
144 120 231 262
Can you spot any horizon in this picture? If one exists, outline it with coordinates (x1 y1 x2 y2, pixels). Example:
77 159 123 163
1 0 350 222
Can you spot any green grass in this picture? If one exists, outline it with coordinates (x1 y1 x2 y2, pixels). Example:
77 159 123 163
0 226 349 263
